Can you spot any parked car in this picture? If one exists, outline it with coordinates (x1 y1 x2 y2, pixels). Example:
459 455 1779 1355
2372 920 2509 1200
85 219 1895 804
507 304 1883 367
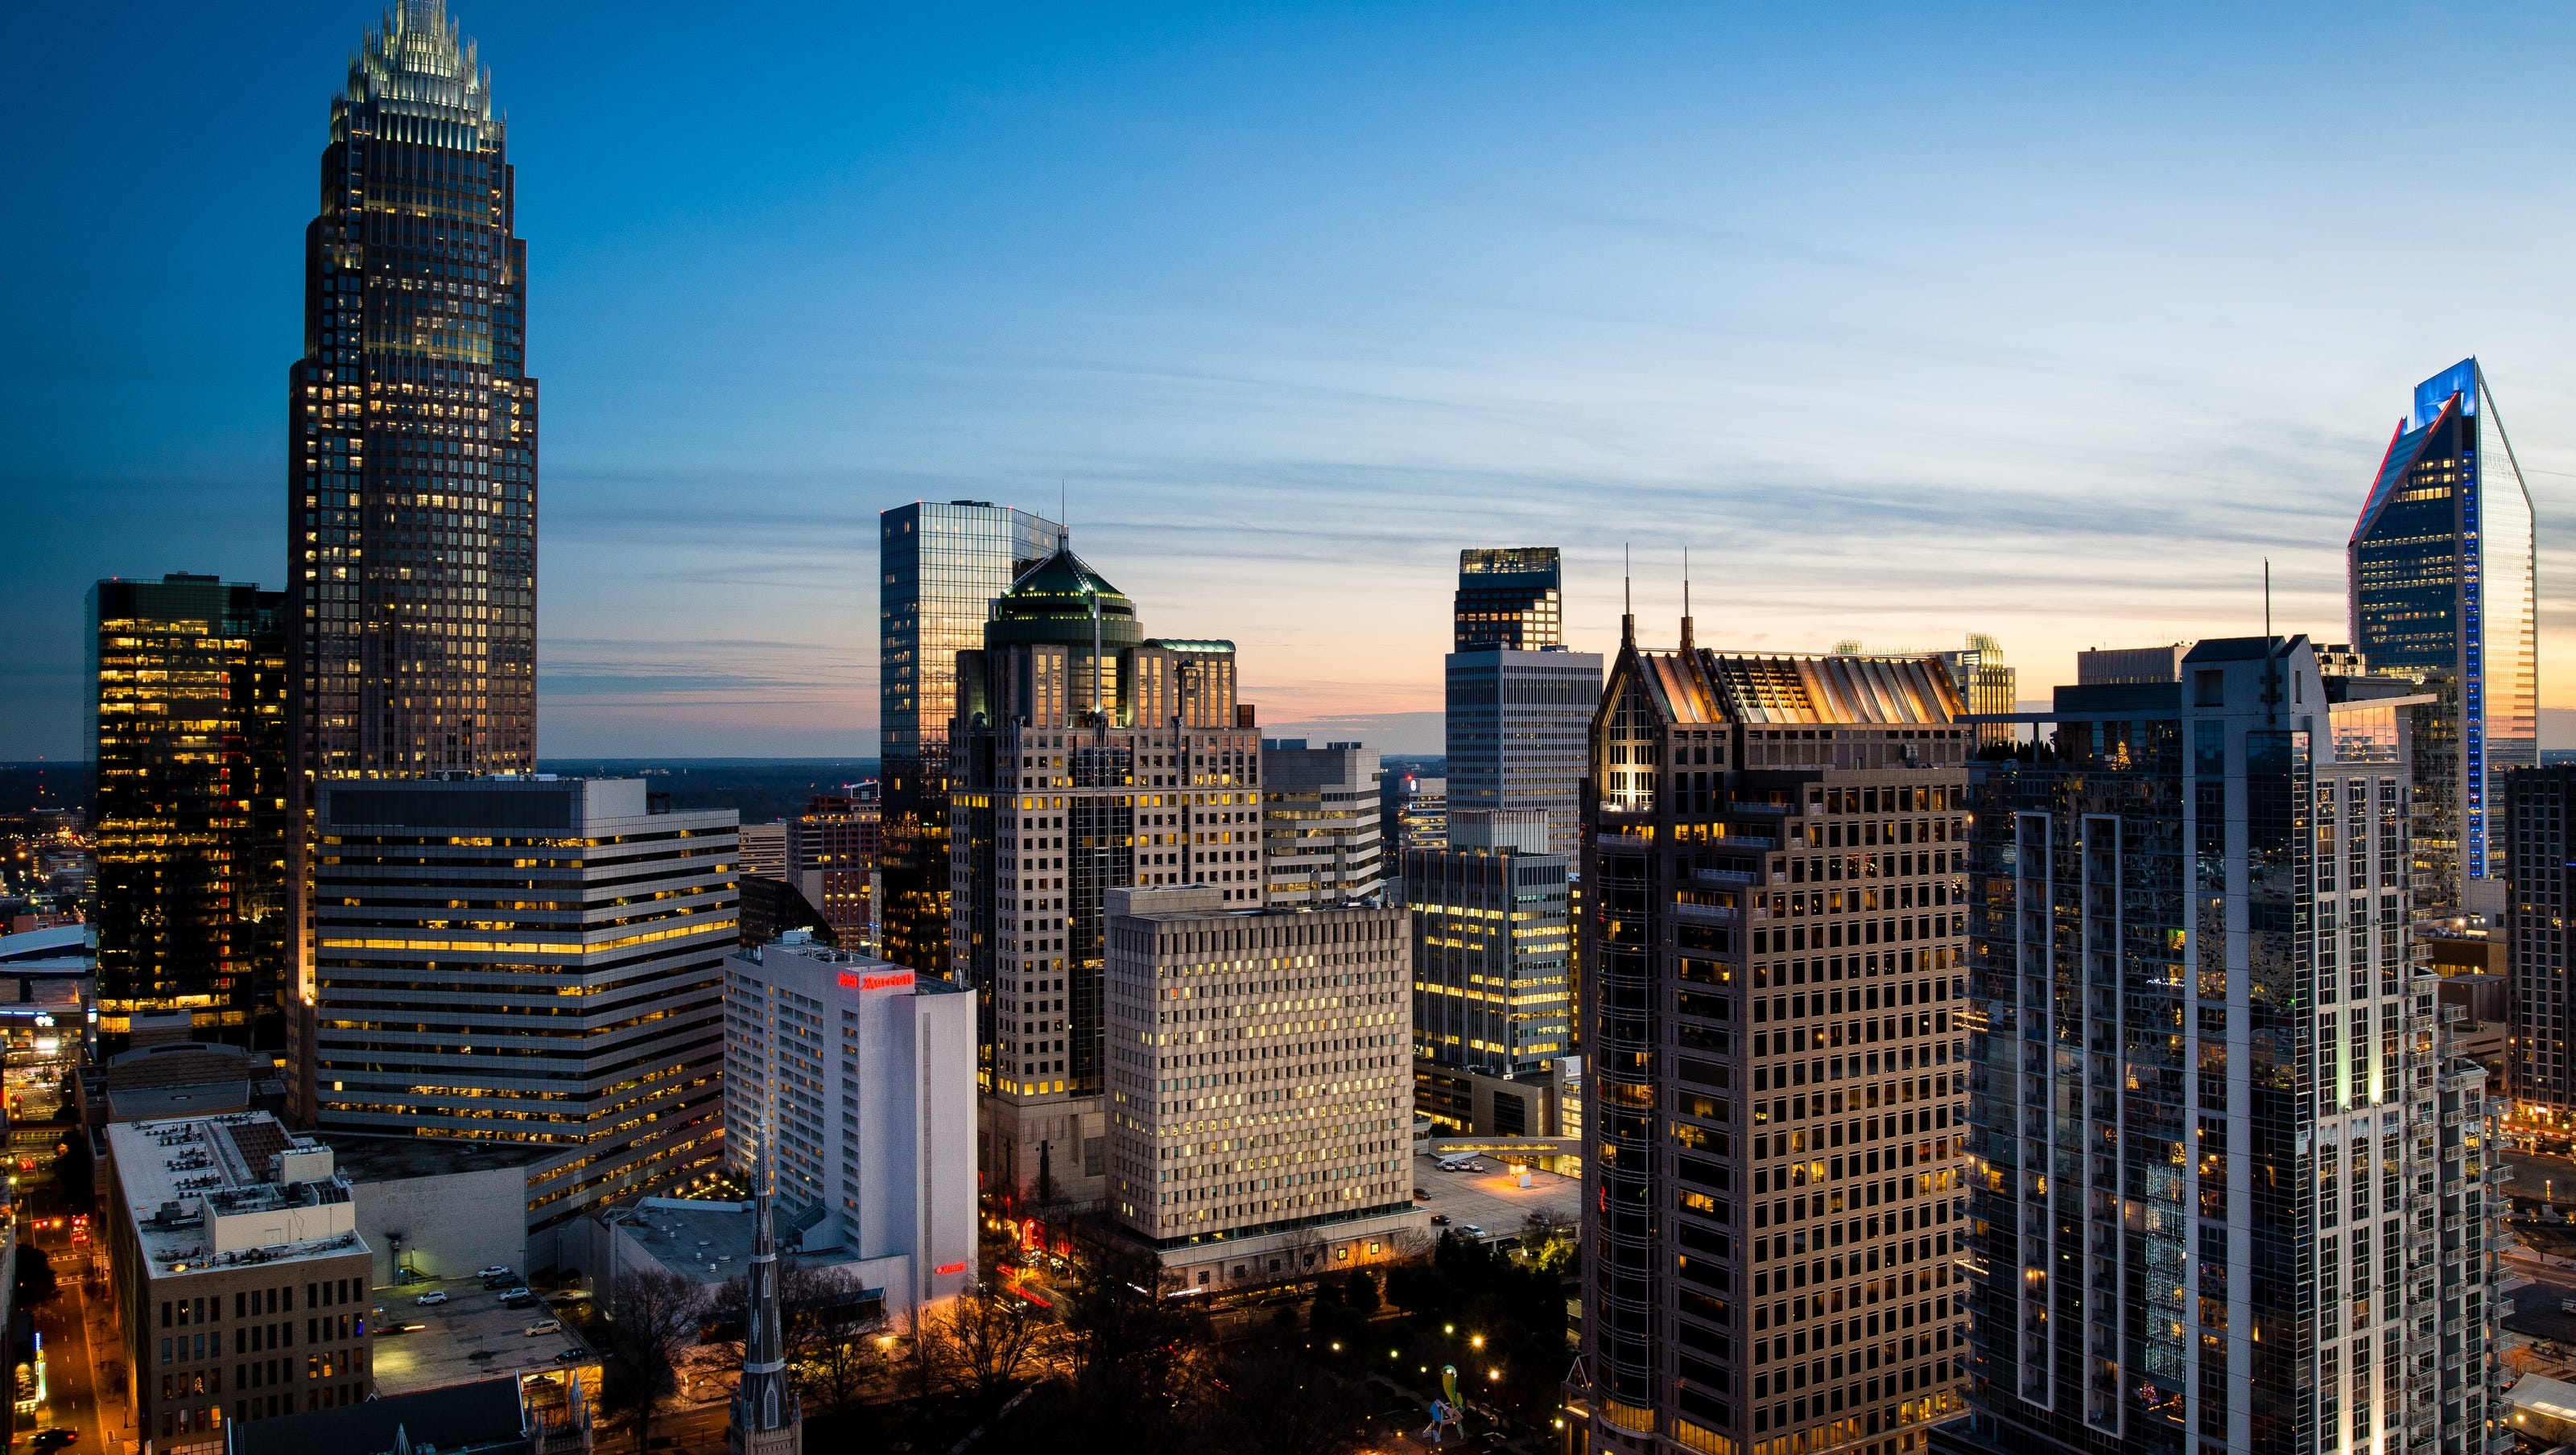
1430 1214 1452 1226
524 1319 563 1337
1461 1224 1485 1237
554 1349 583 1363
504 1296 539 1310
415 1292 448 1305
475 1266 514 1279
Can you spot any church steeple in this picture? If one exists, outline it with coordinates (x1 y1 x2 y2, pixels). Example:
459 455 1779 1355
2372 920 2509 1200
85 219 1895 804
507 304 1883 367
728 1145 803 1454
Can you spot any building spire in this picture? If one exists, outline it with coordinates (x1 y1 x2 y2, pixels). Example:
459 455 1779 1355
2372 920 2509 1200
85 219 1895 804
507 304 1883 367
1678 546 1694 655
729 1128 802 1451
1621 542 1635 648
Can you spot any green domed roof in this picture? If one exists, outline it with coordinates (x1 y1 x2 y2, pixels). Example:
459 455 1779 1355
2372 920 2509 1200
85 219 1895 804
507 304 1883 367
986 540 1145 650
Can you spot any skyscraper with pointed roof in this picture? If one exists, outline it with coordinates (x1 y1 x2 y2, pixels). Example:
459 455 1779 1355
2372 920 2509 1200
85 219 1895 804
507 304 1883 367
2349 357 2537 921
286 0 540 1092
950 538 1262 1211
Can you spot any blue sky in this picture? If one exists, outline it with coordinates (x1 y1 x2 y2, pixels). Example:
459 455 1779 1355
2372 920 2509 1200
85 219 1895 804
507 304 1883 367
7 2 2576 758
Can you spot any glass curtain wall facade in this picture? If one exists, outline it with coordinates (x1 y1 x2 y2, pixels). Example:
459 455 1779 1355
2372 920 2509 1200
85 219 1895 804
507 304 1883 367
1946 640 2502 1455
88 575 287 1049
1455 546 1564 649
1575 634 1975 1455
1406 817 1571 1127
878 501 1059 979
287 0 539 1109
2348 358 2537 920
2505 765 2576 1127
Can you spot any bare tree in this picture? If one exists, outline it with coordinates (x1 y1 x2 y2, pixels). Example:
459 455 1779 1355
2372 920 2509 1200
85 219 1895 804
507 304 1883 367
898 1296 949 1407
1064 1244 1216 1455
1201 1346 1373 1455
597 1267 708 1454
938 1279 1047 1414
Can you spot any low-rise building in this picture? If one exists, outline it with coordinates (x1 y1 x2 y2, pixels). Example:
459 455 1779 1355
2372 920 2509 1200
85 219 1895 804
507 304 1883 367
1102 886 1424 1292
104 1112 374 1449
225 1372 592 1455
720 934 975 1315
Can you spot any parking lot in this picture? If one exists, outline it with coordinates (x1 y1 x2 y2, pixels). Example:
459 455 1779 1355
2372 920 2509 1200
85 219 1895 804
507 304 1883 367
369 1273 598 1398
1410 1155 1581 1242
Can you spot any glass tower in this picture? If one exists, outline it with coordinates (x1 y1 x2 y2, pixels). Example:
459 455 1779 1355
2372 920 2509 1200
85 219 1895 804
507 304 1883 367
87 575 287 1050
877 501 1059 979
2349 358 2537 918
286 1 539 1098
1455 546 1563 649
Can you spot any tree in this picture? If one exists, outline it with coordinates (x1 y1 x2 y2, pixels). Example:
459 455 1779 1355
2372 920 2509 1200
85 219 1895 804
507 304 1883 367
1064 1243 1216 1455
898 1296 949 1407
936 1279 1046 1415
596 1267 708 1454
1201 1346 1373 1455
13 1245 59 1311
1344 1269 1381 1317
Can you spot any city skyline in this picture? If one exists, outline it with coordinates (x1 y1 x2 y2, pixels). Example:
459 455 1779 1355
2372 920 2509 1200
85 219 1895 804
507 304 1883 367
10 4 2576 763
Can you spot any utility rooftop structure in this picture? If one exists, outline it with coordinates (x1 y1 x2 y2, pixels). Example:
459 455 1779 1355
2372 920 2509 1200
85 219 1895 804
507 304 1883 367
108 1115 359 1272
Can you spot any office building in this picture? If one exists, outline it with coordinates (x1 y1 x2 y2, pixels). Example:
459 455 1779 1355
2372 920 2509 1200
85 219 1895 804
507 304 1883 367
1573 622 1975 1455
1409 810 1572 1134
1447 550 1600 856
739 822 788 880
1260 740 1385 905
1937 636 2016 752
720 934 976 1315
1390 774 1449 860
788 790 880 950
2350 358 2539 920
104 1112 374 1443
304 777 735 1264
1946 638 2500 1455
1101 885 1421 1290
948 543 1262 1209
89 575 287 1051
878 501 1061 980
2507 765 2576 1127
286 0 543 1107
1454 546 1564 649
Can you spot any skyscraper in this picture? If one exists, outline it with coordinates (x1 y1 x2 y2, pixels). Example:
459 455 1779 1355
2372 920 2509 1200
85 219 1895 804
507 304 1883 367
88 575 287 1050
878 502 1060 979
2350 358 2537 920
1408 809 1572 1135
1946 639 2499 1455
2505 765 2576 1124
947 542 1260 1210
1258 740 1385 905
788 789 881 950
1445 547 1600 855
1937 636 2015 752
1572 616 1975 1455
287 0 540 1078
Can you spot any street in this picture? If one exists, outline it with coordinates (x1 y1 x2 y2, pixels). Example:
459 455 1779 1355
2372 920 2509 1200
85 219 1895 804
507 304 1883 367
22 1218 130 1455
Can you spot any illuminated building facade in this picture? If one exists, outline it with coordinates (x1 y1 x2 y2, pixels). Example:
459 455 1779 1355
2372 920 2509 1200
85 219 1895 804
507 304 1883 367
1454 546 1563 649
878 502 1059 981
2506 765 2576 1122
788 790 881 951
1258 740 1384 907
286 0 542 1093
1447 548 1599 857
306 777 736 1259
2349 358 2538 919
88 575 287 1050
1947 638 2501 1455
1937 636 2016 752
1573 618 1974 1455
947 544 1260 1209
1407 809 1571 1132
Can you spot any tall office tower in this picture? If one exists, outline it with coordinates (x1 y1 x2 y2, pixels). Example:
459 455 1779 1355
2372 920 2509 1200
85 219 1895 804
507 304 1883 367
1100 885 1420 1288
287 0 542 1082
1259 740 1385 905
722 936 975 1320
1936 636 2017 752
789 790 881 950
1408 810 1572 1135
879 502 1060 980
1390 773 1451 859
88 575 288 1051
1455 546 1564 649
949 544 1261 1210
2506 765 2576 1121
1946 638 2502 1455
1447 550 1600 857
2351 358 2538 921
1573 625 1975 1455
306 777 736 1259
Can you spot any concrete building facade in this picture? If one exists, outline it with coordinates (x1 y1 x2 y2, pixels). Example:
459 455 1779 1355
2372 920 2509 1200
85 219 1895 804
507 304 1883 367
1260 740 1385 907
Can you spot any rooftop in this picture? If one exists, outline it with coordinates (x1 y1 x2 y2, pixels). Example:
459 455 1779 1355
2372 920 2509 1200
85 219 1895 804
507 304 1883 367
369 1272 597 1399
105 1113 365 1278
605 1197 869 1286
0 923 91 964
324 1132 576 1184
230 1371 543 1455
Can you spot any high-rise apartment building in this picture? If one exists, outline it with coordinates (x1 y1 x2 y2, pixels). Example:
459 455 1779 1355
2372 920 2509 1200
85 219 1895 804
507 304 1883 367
1260 740 1385 905
1100 885 1421 1290
721 934 976 1316
879 502 1060 980
947 544 1261 1210
1455 547 1564 649
305 777 735 1262
2506 765 2576 1122
1946 638 2500 1455
88 575 288 1050
1409 810 1571 1133
287 0 543 1087
788 790 880 950
2350 358 2538 920
1574 625 1975 1455
1446 550 1600 857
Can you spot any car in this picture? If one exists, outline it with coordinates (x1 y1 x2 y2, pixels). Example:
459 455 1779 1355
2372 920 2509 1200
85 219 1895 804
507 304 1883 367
555 1349 583 1362
1430 1214 1452 1226
1461 1224 1485 1237
504 1296 539 1310
415 1292 448 1305
475 1266 514 1279
524 1319 563 1337
32 1431 77 1450
493 1284 530 1298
